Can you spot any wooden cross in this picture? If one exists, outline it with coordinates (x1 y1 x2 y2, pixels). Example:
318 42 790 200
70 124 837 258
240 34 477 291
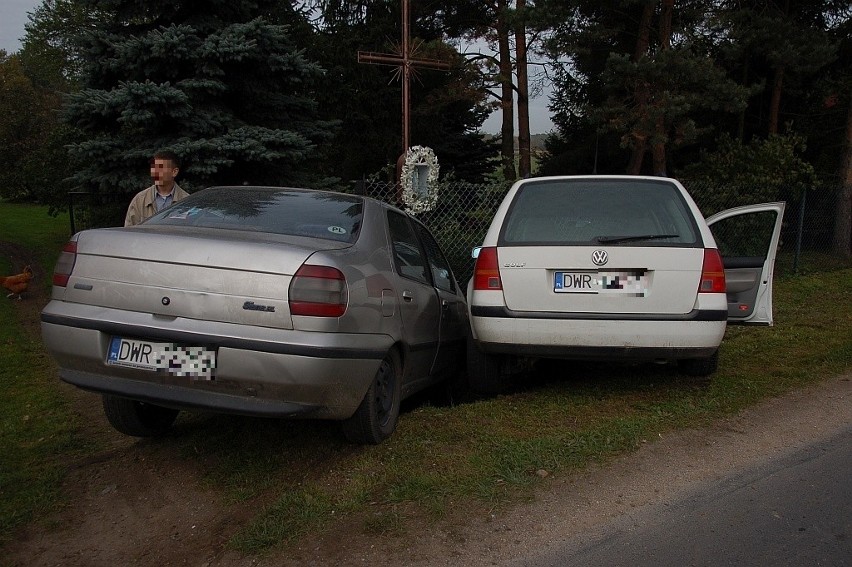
358 0 450 154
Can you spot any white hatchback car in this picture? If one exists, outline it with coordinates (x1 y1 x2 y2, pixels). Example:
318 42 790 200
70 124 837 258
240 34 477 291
466 175 784 392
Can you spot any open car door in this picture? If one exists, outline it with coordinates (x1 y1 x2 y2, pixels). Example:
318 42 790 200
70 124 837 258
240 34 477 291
706 202 786 326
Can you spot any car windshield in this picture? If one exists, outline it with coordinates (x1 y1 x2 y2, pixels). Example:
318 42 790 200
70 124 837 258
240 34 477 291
145 187 363 243
500 179 699 246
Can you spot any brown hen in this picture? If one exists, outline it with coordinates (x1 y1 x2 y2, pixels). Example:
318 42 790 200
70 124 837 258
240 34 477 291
2 265 34 299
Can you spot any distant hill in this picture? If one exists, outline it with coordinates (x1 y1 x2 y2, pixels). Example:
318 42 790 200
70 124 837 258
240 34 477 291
481 133 550 150
530 133 548 150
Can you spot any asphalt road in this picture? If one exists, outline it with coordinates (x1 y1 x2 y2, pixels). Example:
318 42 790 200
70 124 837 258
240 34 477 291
514 426 852 567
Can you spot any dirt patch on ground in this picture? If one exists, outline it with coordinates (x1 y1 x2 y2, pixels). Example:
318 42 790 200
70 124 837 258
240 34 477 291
3 241 850 566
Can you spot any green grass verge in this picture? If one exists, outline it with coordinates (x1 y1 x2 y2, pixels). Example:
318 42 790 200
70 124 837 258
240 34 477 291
0 202 90 545
0 304 91 545
222 269 850 554
0 201 71 286
1 200 849 555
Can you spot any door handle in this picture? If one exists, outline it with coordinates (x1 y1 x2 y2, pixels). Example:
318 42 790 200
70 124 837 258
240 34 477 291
402 290 413 302
441 299 450 310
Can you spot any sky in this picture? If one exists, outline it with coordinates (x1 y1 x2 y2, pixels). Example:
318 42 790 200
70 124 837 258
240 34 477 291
0 0 35 54
0 0 554 134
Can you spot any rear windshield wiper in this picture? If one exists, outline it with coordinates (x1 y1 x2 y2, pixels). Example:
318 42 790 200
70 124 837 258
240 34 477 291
594 234 679 244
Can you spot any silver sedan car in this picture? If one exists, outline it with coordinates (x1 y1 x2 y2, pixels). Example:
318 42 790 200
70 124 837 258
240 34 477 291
41 187 468 444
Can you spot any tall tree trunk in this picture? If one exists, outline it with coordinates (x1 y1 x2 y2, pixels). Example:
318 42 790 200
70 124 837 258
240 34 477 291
515 0 531 178
497 0 516 181
627 0 655 175
834 88 852 257
768 0 790 136
651 0 673 176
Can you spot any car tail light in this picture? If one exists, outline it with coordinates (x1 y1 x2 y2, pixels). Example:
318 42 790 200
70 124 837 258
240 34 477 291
52 241 78 287
699 249 726 293
289 264 348 317
472 247 502 291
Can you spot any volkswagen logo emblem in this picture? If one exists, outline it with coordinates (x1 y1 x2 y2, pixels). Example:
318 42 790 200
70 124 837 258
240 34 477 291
592 250 608 266
162 297 171 306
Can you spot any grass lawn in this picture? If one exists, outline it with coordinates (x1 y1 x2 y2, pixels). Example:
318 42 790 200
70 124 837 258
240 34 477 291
1 200 849 552
0 201 91 545
0 202 71 279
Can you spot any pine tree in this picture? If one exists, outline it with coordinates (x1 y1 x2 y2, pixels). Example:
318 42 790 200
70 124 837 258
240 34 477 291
541 0 752 176
63 0 336 195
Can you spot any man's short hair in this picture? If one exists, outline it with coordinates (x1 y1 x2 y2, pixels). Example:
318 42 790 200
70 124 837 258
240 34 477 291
153 150 181 169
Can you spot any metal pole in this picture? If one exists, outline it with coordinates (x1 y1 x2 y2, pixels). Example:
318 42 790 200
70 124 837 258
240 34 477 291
793 187 807 274
593 133 599 174
402 0 410 154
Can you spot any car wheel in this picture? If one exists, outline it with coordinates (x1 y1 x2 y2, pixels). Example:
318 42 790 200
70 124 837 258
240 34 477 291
102 394 179 437
678 350 719 377
466 333 511 395
342 351 401 445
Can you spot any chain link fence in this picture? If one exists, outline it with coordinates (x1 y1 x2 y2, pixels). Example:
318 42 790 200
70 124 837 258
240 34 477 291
69 176 851 287
343 177 851 284
345 179 511 286
683 176 850 277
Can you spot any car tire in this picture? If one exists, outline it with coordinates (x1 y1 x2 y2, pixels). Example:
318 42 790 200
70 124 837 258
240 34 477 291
342 350 401 445
678 350 719 377
102 394 179 437
466 333 511 395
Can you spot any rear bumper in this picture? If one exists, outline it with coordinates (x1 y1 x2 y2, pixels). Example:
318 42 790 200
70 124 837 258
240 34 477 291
470 308 726 361
474 341 719 360
41 301 394 420
59 369 321 418
470 305 727 321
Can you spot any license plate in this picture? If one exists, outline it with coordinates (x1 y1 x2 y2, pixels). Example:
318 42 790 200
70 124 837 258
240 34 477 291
554 271 648 295
107 337 216 379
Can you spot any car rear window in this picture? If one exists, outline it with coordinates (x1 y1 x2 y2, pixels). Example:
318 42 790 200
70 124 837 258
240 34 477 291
145 187 363 243
500 179 700 246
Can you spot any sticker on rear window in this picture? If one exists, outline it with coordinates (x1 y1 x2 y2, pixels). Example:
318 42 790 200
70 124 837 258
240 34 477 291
327 226 347 235
167 207 201 220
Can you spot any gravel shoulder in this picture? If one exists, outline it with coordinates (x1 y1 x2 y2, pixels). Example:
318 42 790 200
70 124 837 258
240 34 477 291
273 372 851 567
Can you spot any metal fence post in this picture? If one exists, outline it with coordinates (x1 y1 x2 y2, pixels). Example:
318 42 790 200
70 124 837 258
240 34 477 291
793 187 807 274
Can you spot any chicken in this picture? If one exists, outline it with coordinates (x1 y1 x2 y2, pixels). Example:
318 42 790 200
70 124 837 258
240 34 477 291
2 265 33 300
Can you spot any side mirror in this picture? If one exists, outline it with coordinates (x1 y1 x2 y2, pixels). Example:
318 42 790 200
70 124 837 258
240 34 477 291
471 246 482 259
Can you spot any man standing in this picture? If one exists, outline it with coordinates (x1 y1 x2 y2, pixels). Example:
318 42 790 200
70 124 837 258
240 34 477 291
124 151 189 226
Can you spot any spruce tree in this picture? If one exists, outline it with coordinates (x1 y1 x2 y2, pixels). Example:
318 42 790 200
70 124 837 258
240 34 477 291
64 0 335 195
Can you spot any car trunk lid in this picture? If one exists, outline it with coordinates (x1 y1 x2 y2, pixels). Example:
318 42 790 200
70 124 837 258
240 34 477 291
62 227 350 329
497 245 704 315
